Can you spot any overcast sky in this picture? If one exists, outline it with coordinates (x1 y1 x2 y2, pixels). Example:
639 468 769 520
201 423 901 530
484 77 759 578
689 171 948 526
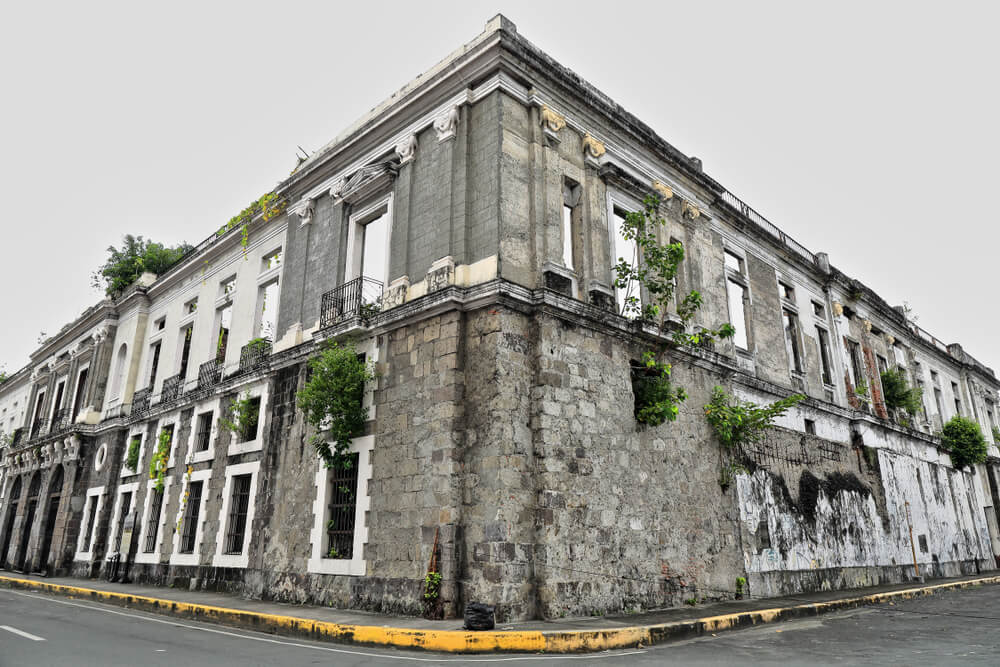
1 1 996 374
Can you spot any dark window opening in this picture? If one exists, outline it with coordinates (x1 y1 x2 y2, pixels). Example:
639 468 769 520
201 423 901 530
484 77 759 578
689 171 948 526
223 474 253 555
238 397 261 442
326 454 360 559
783 310 803 373
143 488 164 553
179 325 193 380
114 491 133 553
148 341 161 388
195 412 213 452
804 419 816 435
817 328 833 386
179 481 203 554
71 368 89 420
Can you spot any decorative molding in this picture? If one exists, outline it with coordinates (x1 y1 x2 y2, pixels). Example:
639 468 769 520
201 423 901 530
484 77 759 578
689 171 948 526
885 334 896 346
832 301 844 318
582 132 605 159
334 162 398 206
681 200 701 220
433 105 460 142
426 256 456 294
863 319 873 333
394 133 418 164
385 276 410 310
296 197 316 226
328 179 346 202
652 180 674 201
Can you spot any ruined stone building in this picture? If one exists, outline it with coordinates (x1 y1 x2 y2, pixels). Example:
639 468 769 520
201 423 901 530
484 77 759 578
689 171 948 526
2 16 999 622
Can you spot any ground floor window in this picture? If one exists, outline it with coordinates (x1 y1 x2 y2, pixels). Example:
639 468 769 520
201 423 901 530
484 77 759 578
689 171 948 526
179 481 203 554
143 488 164 553
80 495 99 552
223 474 252 555
325 454 360 560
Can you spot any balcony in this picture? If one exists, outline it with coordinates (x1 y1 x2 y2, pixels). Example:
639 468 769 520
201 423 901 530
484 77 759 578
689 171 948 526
198 358 223 390
29 419 48 440
131 387 152 420
102 403 131 421
320 276 383 329
238 339 272 375
161 374 183 404
50 407 73 434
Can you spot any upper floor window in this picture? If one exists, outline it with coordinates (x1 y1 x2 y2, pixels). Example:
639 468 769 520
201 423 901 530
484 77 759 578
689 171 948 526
220 276 237 300
610 204 639 317
778 281 795 303
817 327 834 386
215 304 233 362
562 180 581 272
724 250 750 351
262 248 283 273
348 197 391 287
952 381 962 416
783 309 803 374
812 301 825 318
185 298 198 314
256 280 280 341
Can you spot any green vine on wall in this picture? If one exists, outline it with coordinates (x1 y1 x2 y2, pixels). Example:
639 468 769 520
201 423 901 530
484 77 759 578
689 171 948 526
216 192 288 260
176 464 193 533
615 195 734 425
296 340 375 470
220 392 259 443
148 428 172 492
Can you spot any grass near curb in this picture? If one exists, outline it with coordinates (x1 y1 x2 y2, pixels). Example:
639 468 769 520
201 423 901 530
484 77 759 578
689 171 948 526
1 574 998 653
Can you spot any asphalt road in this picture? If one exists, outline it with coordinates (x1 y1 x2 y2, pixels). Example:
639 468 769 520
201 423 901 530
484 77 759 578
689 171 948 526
1 584 998 666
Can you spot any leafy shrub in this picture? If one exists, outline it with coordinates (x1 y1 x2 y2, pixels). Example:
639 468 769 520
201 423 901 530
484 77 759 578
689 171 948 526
941 416 987 470
92 235 192 298
879 366 923 416
125 436 141 472
297 340 375 469
148 428 171 491
704 386 805 452
632 351 687 426
220 392 260 443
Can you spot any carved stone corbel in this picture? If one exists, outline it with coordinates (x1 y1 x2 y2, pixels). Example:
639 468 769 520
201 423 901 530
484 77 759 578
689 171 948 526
832 301 844 318
329 179 346 204
582 133 605 169
296 197 316 226
652 180 674 201
681 200 701 220
384 276 410 310
395 133 418 165
433 105 460 142
540 105 566 145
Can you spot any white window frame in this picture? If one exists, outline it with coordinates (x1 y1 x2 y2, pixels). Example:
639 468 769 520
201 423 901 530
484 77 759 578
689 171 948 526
170 467 212 566
75 486 105 560
134 477 173 564
226 381 269 457
69 363 90 421
186 397 222 464
723 245 752 352
105 481 139 557
49 375 68 422
345 194 393 284
254 278 281 341
212 461 261 568
156 413 182 469
307 434 374 576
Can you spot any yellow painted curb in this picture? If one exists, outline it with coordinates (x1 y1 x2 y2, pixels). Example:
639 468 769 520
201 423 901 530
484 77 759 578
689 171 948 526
1 574 998 653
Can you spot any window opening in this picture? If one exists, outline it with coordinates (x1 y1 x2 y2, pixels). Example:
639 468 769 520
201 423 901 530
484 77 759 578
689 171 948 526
223 474 253 555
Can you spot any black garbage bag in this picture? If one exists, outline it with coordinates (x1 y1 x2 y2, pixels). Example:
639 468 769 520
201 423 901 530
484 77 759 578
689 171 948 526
464 602 495 631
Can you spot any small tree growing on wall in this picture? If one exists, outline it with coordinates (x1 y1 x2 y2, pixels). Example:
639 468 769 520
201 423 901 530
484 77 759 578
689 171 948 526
941 415 987 470
879 366 923 418
296 340 375 469
615 196 735 425
92 235 192 298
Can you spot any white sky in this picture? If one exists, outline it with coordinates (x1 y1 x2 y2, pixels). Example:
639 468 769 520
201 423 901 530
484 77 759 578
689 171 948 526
1 1 997 374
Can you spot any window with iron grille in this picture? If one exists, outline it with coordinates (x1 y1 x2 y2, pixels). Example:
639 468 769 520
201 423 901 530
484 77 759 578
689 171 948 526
223 474 253 555
80 496 99 552
325 453 360 559
195 412 213 452
114 491 133 552
179 481 203 554
143 488 164 553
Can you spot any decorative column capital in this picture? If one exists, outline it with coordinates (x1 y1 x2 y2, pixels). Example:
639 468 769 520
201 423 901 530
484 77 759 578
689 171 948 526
433 105 460 142
395 133 418 164
296 197 316 226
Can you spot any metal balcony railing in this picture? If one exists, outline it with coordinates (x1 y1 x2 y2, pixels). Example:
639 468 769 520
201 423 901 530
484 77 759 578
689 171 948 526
161 374 183 403
132 387 152 420
50 408 73 434
320 276 383 328
238 339 272 375
29 419 48 440
198 359 223 390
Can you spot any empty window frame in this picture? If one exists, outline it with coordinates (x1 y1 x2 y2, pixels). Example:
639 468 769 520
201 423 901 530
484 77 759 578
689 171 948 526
235 397 261 443
185 298 198 314
50 379 66 423
348 199 391 285
778 281 795 303
178 325 193 380
724 250 750 351
71 367 89 420
147 341 162 389
783 309 803 373
261 248 283 272
847 340 865 388
214 304 233 362
179 480 204 554
325 453 360 559
812 301 825 318
876 354 889 377
804 419 816 435
562 180 581 271
610 205 639 317
256 280 280 341
220 276 237 300
952 381 962 416
223 474 253 555
817 327 834 386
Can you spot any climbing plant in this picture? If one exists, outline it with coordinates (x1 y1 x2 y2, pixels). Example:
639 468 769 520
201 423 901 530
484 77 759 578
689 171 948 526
879 366 923 416
148 428 171 492
296 340 375 470
92 235 193 298
993 426 1000 444
216 192 288 260
616 196 734 425
941 416 987 470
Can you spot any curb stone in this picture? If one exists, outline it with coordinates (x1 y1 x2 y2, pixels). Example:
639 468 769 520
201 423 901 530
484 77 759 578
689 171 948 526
1 574 998 653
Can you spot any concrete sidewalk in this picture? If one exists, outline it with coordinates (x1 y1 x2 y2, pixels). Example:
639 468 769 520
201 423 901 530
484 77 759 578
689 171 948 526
1 570 998 653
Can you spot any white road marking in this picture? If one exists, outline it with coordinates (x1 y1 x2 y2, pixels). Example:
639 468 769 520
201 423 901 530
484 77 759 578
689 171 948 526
0 624 46 641
1 590 645 662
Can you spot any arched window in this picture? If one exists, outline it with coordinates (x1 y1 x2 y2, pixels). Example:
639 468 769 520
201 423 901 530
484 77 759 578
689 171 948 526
111 344 128 398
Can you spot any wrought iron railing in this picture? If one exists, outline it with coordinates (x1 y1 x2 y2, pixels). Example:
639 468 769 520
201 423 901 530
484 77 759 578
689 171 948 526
160 374 183 403
717 189 816 264
50 407 73 434
238 339 272 375
198 359 223 390
132 387 152 420
320 276 383 328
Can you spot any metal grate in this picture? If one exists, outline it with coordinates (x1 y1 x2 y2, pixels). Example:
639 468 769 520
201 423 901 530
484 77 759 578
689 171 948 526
132 388 152 419
180 480 203 553
320 277 383 328
238 340 272 375
325 454 360 559
223 474 253 554
198 359 223 390
143 488 164 553
160 374 182 403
